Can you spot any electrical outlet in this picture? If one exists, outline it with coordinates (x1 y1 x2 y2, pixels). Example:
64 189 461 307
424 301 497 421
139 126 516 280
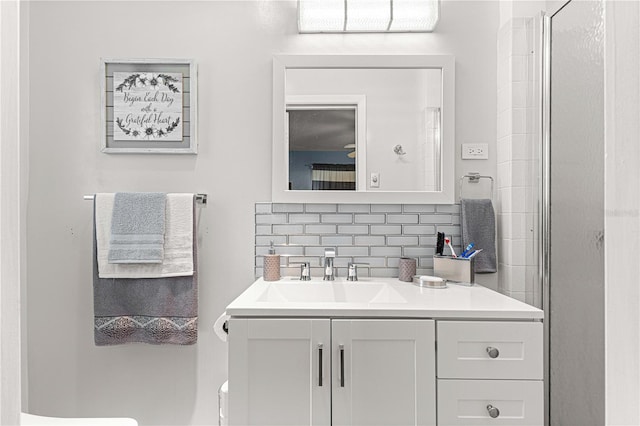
370 172 380 188
462 143 489 160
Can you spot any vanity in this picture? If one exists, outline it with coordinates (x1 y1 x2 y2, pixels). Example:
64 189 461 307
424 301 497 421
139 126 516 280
226 278 544 426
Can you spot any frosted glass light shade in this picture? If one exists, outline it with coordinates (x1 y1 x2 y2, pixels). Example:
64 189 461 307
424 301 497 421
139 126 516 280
298 0 440 33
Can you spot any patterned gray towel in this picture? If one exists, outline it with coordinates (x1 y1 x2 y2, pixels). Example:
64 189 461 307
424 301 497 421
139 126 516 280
461 198 497 273
94 196 197 345
108 192 166 264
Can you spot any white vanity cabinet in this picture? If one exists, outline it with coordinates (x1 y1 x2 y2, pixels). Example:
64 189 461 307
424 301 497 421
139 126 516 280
225 278 545 426
228 318 436 426
436 321 544 425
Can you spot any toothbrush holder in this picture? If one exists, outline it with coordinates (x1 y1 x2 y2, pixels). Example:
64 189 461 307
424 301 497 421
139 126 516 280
433 255 475 285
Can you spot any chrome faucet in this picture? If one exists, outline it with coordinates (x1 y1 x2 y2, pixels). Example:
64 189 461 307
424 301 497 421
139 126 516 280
347 262 370 281
323 248 336 281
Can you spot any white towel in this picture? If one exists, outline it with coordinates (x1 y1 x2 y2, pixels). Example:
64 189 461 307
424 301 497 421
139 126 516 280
96 193 194 278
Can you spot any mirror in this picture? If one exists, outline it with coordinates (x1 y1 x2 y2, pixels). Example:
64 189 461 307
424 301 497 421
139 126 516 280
273 54 455 203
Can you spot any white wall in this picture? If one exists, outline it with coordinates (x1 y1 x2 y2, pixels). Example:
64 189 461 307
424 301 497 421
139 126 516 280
604 1 640 424
26 1 498 424
1 0 23 423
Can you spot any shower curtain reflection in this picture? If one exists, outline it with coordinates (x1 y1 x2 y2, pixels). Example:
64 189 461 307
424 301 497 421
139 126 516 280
311 164 356 190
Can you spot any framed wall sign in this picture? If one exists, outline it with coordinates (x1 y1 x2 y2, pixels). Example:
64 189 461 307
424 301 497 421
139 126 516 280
101 58 197 154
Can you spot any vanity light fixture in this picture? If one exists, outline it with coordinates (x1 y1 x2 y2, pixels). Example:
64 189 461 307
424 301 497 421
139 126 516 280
298 0 440 33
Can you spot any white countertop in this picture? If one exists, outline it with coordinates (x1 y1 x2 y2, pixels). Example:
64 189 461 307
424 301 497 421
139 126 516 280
225 277 544 320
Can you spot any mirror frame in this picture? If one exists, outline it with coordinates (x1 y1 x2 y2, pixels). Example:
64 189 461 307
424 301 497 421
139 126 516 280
272 54 455 204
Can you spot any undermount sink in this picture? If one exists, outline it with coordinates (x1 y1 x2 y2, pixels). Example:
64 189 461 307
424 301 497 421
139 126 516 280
257 281 408 304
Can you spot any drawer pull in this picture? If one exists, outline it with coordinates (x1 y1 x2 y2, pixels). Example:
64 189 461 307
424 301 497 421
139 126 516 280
486 346 500 358
486 404 500 418
339 344 345 387
318 344 323 387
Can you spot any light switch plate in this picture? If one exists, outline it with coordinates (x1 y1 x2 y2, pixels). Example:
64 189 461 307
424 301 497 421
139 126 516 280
462 143 489 160
370 172 380 188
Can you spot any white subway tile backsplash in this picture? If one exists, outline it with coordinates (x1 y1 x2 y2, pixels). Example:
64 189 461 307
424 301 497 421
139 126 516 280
403 225 436 235
305 203 338 213
403 247 435 257
338 204 370 213
359 257 387 267
289 213 320 224
419 214 452 224
337 246 369 257
272 203 304 213
305 224 337 234
256 213 287 224
370 225 402 235
371 204 403 213
255 203 272 214
387 236 419 246
272 224 304 234
437 204 460 214
436 225 460 236
419 236 437 246
255 235 287 246
370 246 402 257
289 235 321 246
337 225 369 234
355 235 386 246
322 235 354 246
256 203 461 279
387 214 419 224
304 246 329 256
403 204 436 213
321 214 354 223
354 214 386 224
255 225 272 235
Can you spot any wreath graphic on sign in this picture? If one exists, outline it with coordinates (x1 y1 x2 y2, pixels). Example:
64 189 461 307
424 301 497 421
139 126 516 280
115 73 181 93
114 73 182 139
116 117 181 139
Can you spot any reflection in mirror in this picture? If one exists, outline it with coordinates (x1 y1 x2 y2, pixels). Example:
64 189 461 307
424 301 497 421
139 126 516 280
288 108 356 191
286 68 442 192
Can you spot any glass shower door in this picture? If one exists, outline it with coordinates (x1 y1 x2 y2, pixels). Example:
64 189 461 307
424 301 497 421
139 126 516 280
546 1 605 425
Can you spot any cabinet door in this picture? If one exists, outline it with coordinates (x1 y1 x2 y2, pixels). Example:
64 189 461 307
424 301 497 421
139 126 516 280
332 319 436 426
228 318 331 426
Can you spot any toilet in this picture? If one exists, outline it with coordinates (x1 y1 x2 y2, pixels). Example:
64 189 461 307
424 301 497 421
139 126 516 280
21 413 138 425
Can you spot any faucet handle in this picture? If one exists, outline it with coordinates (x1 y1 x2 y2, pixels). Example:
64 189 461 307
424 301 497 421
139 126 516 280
324 248 336 258
290 261 312 281
347 262 370 281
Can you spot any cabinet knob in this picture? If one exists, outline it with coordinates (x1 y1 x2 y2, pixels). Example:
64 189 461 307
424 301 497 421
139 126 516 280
486 346 500 358
486 404 500 418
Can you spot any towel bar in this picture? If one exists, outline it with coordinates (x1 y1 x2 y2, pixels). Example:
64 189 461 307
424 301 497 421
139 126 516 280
459 173 493 201
84 193 208 205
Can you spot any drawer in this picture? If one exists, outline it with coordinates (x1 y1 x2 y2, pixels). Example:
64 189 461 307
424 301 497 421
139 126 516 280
437 321 542 380
437 379 543 425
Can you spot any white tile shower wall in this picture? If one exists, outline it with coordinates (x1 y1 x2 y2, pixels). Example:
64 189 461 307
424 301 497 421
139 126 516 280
255 203 461 279
496 17 541 307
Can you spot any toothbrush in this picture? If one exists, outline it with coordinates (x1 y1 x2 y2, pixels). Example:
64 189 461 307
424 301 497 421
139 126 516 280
466 249 483 259
460 242 475 258
445 237 457 257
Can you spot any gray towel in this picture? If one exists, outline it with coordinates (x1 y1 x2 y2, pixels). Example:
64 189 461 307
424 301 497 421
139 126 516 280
95 196 197 345
108 192 166 264
461 199 497 273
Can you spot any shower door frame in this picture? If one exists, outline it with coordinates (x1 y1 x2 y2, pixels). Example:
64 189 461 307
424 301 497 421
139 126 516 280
540 10 551 426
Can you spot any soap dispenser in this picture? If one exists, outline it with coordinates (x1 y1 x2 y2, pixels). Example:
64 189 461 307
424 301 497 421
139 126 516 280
263 241 281 281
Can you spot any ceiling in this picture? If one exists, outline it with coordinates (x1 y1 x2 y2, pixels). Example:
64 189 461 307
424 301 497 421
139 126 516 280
288 109 356 151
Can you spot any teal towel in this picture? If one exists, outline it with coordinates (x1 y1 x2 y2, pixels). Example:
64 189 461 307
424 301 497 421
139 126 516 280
108 192 166 264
